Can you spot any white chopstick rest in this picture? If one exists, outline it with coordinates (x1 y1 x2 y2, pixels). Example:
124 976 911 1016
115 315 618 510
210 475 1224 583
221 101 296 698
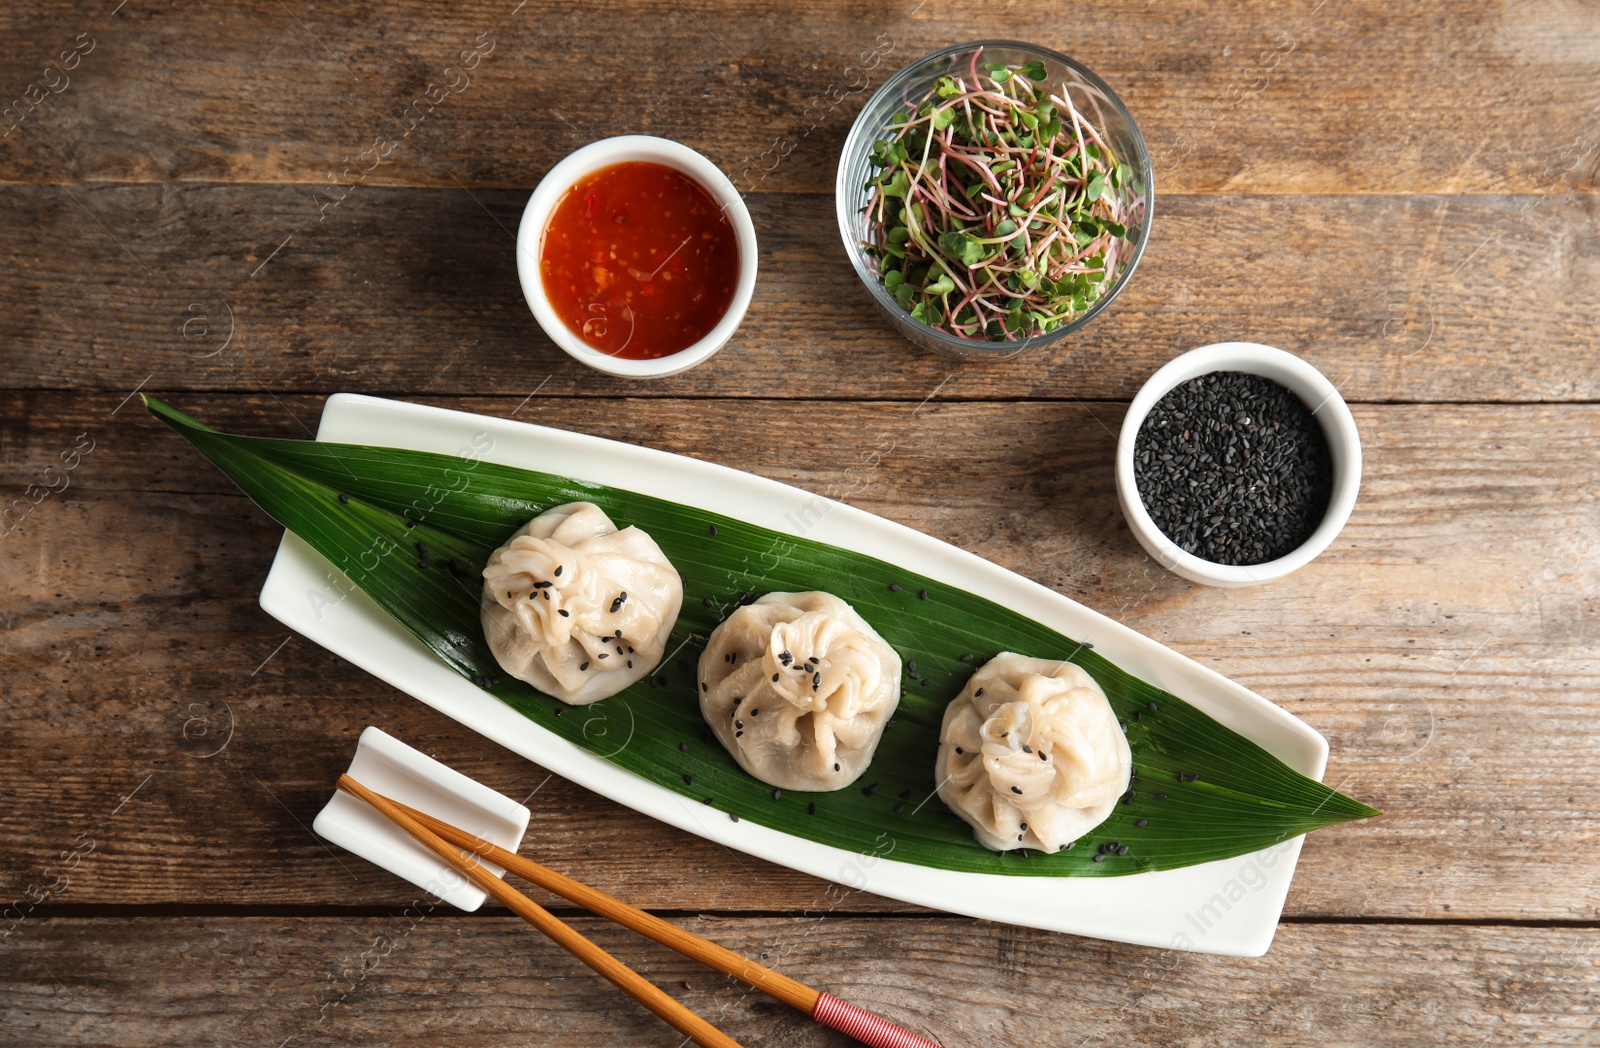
313 726 532 910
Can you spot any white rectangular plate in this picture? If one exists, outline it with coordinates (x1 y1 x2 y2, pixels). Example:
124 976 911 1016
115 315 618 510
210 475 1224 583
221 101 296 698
261 393 1328 956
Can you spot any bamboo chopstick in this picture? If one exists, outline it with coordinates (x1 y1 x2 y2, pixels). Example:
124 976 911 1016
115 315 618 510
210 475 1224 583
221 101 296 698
340 776 941 1048
336 775 742 1048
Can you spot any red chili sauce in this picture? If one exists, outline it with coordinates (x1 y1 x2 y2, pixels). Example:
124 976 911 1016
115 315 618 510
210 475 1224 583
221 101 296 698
540 161 739 359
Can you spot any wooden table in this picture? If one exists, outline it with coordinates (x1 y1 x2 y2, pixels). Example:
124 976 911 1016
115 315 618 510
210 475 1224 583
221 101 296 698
3 2 1596 1044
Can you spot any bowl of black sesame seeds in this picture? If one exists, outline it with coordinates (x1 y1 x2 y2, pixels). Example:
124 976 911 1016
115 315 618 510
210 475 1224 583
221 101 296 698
1115 342 1362 587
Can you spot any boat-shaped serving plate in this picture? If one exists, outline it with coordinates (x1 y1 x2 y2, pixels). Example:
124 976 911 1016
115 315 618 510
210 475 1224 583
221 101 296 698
261 393 1328 956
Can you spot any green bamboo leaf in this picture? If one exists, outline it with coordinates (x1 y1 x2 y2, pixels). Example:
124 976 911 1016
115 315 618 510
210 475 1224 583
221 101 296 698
145 397 1379 877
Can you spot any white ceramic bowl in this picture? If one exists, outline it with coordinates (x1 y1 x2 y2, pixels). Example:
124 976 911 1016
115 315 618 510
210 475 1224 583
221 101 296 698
515 135 758 378
1115 342 1362 587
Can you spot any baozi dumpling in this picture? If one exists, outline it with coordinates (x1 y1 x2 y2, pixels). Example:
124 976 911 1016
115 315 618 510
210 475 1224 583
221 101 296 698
699 591 900 791
936 653 1130 852
481 502 683 705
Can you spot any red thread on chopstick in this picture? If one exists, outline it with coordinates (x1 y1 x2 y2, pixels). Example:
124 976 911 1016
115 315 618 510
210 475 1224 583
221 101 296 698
813 992 941 1048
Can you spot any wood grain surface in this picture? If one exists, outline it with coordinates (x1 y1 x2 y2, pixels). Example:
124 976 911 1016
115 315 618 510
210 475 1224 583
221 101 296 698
1 186 1596 402
2 918 1596 1047
3 0 1598 1044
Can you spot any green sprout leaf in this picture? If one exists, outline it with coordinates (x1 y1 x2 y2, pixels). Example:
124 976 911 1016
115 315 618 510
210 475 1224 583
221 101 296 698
938 230 989 266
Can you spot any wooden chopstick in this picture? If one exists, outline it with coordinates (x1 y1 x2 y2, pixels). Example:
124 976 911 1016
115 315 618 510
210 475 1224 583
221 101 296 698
336 774 742 1048
353 780 941 1048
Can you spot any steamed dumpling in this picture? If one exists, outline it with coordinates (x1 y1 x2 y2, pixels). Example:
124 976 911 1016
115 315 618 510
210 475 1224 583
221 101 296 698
937 653 1130 852
699 592 900 791
481 502 683 705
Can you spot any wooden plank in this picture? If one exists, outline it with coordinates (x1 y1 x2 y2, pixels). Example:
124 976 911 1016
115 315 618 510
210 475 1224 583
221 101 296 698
1 917 1595 1046
2 2 1596 195
2 393 1597 919
2 185 1596 402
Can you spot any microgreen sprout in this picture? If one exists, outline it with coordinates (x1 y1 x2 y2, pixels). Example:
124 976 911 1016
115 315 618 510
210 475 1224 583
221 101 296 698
860 49 1146 341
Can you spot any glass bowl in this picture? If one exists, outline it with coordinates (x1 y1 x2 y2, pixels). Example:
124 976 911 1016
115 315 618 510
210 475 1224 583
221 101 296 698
836 40 1153 359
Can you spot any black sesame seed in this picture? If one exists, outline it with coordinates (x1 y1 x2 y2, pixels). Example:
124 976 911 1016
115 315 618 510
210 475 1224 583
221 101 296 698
1122 789 1137 804
833 762 841 772
750 708 759 717
682 774 693 785
598 653 609 660
894 802 907 814
702 797 714 805
735 730 743 737
771 789 782 801
900 789 911 799
862 782 879 797
1010 786 1022 795
1135 818 1148 827
1147 701 1159 713
954 747 964 755
558 609 570 618
772 673 779 682
975 688 985 698
579 661 590 671
808 802 817 815
1117 844 1129 856
405 519 417 528
626 660 632 668
1039 751 1049 761
703 597 714 607
554 565 563 576
700 682 707 692
888 583 902 592
1022 744 1033 754
1134 371 1334 566
907 659 918 674
959 653 974 662
729 812 739 822
708 524 718 536
679 742 689 753
554 708 565 717
1176 770 1186 782
338 493 350 504
918 589 929 600
1092 853 1106 862
1155 792 1167 801
1134 711 1143 722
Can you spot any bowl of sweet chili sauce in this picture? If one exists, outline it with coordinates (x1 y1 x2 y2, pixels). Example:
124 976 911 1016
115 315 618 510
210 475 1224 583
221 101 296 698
517 135 758 378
